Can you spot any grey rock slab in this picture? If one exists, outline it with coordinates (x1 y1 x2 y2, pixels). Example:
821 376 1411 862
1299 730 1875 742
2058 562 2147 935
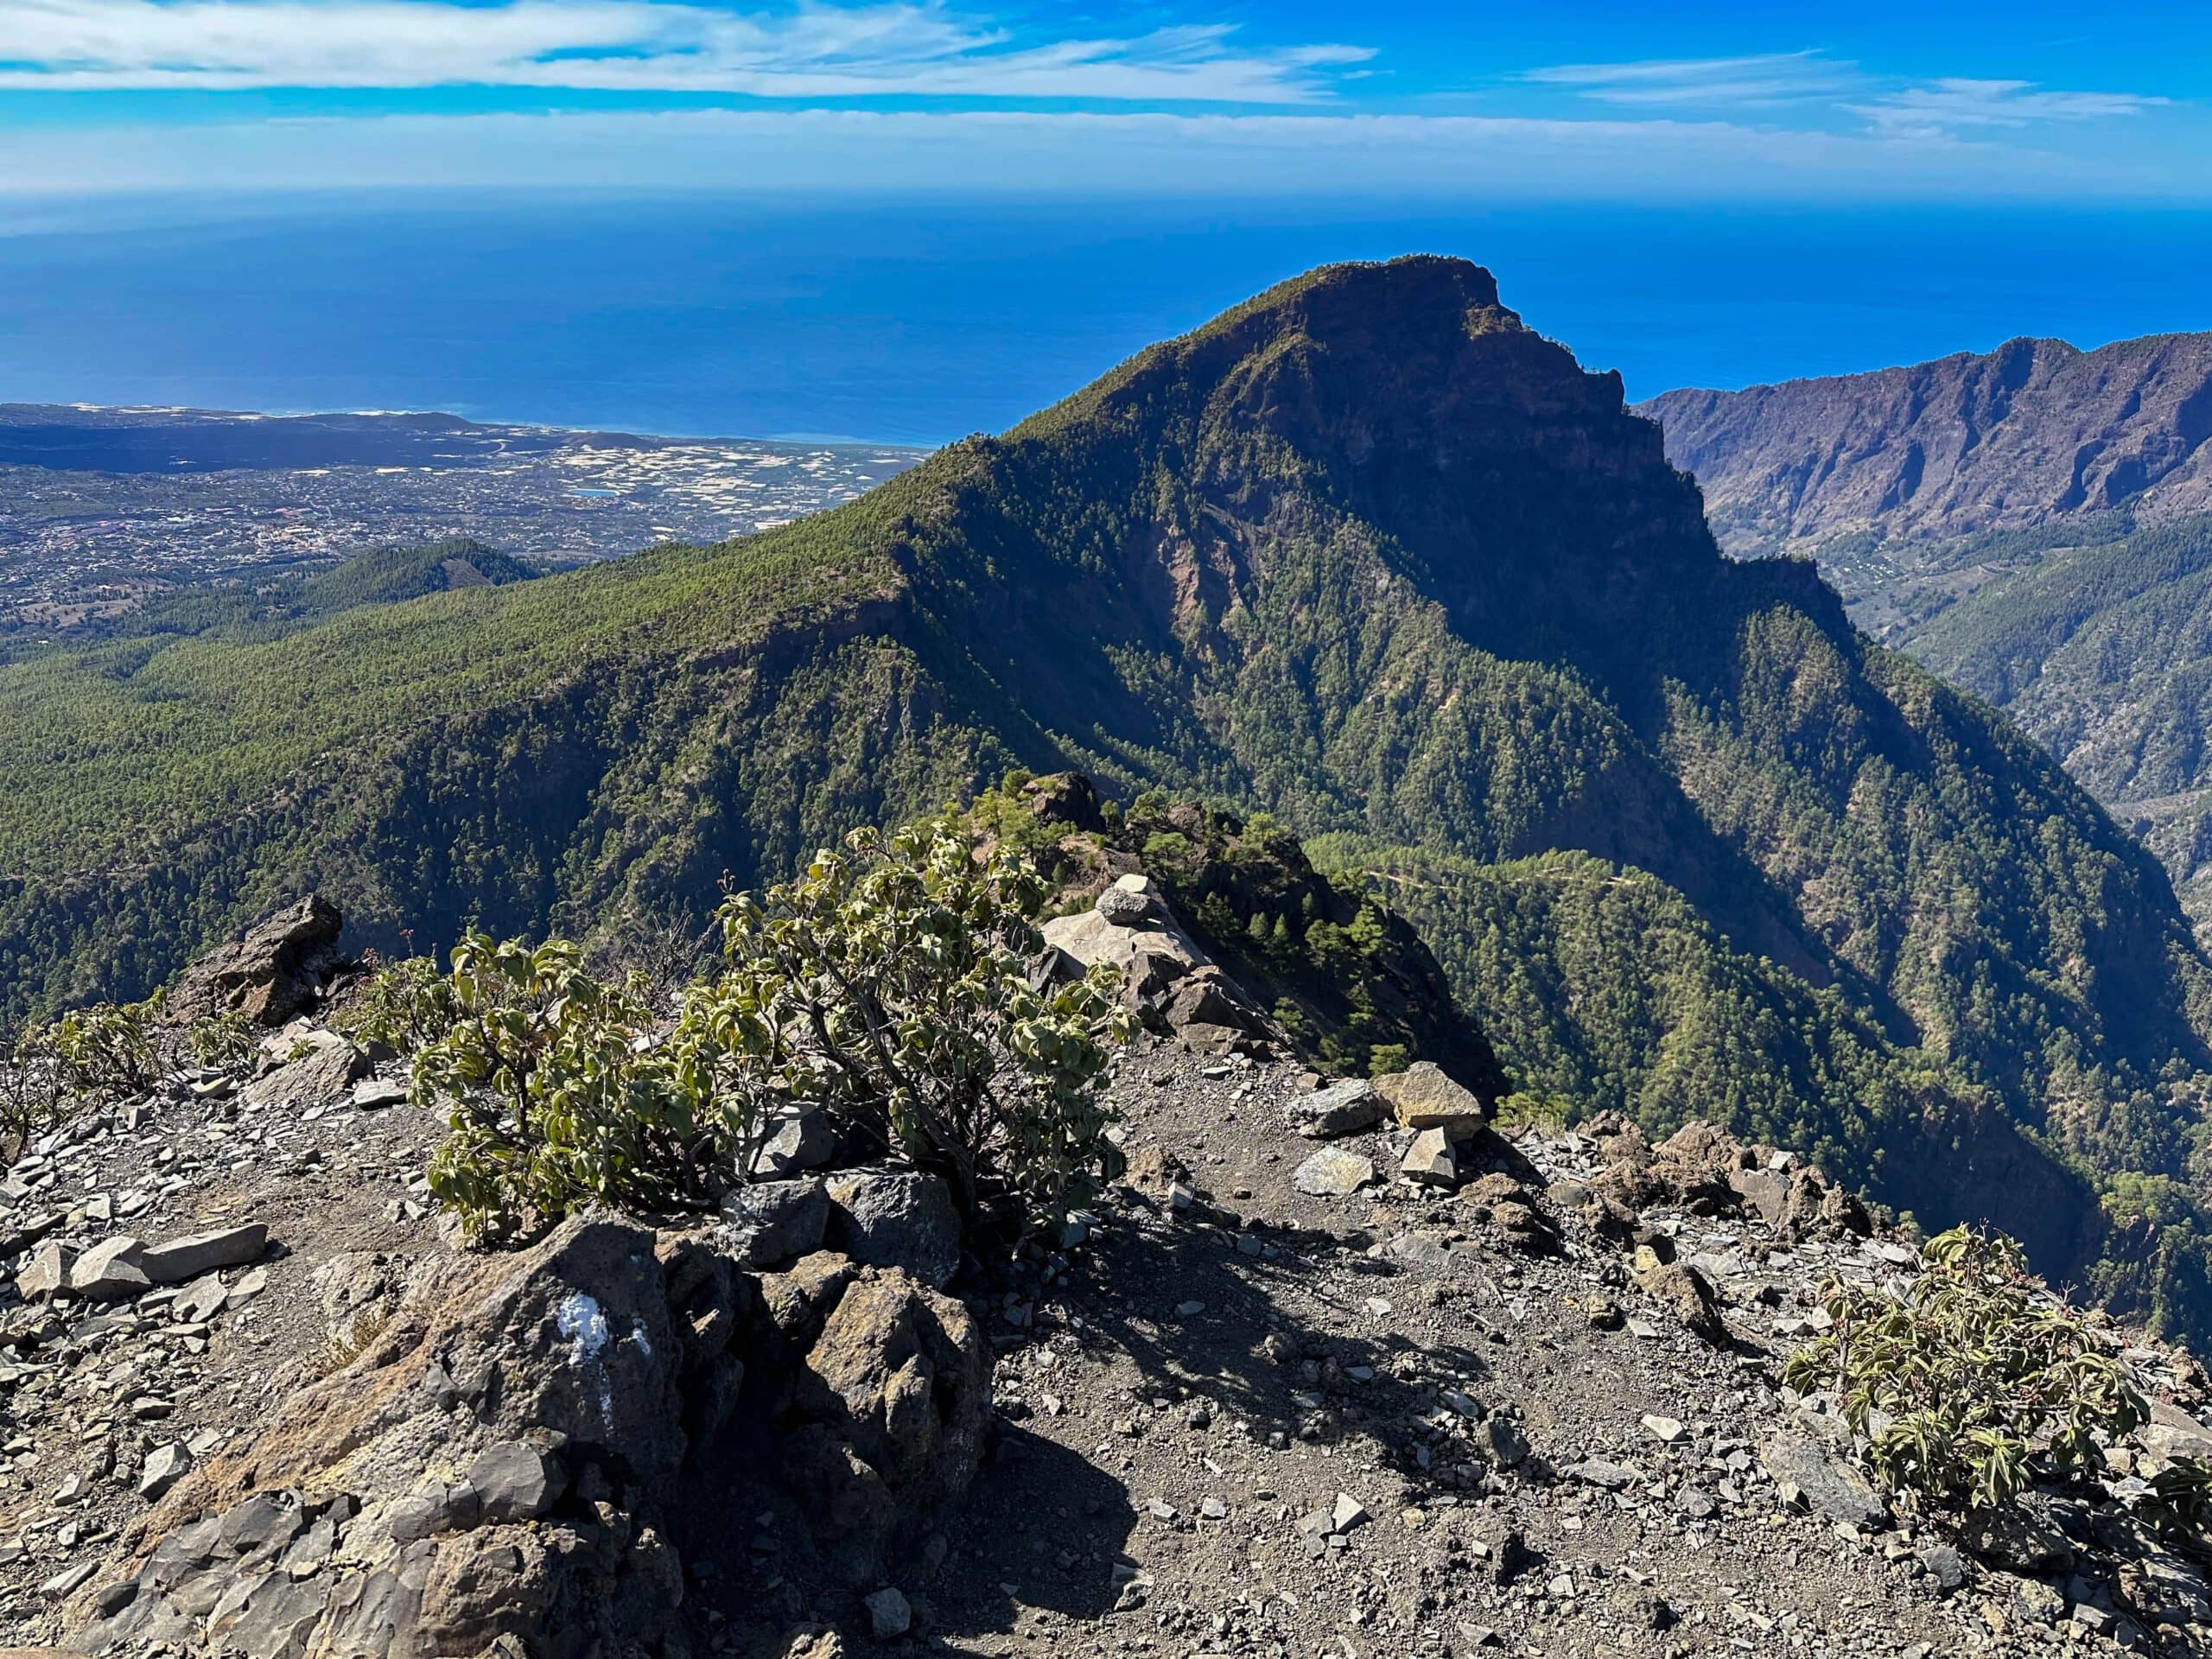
720 1178 830 1269
207 1567 330 1659
1917 1543 1967 1592
1293 1147 1376 1198
138 1440 193 1500
242 1039 369 1111
754 1106 836 1179
1758 1433 1888 1530
1569 1459 1639 1491
219 1490 308 1560
16 1239 75 1299
2139 1400 2212 1462
1401 1128 1459 1186
1957 1505 2075 1574
351 1077 409 1110
825 1169 962 1289
141 1223 268 1286
174 1274 231 1325
864 1586 912 1640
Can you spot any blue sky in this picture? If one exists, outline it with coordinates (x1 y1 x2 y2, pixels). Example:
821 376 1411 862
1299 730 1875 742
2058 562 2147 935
2 0 2209 199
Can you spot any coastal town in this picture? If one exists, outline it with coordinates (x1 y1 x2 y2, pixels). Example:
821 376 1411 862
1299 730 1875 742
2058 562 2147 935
0 403 923 626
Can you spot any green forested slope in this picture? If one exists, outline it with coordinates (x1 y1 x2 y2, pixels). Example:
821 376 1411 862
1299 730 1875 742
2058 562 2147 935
4 257 2211 1334
1900 515 2212 919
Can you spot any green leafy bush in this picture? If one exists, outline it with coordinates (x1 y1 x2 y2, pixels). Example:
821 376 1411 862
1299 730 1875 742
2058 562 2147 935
186 1009 257 1071
414 820 1129 1245
0 1017 67 1154
51 997 163 1096
419 937 684 1241
1784 1227 2146 1510
341 954 461 1056
680 819 1128 1228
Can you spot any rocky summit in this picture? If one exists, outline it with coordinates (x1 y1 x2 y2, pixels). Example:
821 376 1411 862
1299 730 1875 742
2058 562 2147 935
0 874 2208 1659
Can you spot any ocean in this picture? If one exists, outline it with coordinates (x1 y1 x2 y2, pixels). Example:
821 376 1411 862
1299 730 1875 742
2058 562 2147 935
3 193 2209 448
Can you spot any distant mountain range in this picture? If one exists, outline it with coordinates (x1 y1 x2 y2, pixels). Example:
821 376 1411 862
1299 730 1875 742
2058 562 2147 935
1637 334 2212 927
7 259 2212 1340
1639 333 2212 556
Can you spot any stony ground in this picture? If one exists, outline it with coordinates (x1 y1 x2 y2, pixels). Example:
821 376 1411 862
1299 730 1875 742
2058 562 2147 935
0 1027 446 1644
918 1043 2212 1659
1 1020 2209 1659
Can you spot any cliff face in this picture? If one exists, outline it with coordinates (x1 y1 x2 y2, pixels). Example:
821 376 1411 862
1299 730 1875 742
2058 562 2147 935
1640 333 2212 553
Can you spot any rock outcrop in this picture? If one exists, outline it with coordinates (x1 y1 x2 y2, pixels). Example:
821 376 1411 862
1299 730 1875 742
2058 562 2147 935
164 897 347 1027
61 1217 991 1657
1044 874 1274 1054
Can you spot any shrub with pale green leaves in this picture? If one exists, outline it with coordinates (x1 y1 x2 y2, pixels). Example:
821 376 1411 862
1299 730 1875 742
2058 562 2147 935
340 954 460 1055
52 997 163 1096
0 1016 67 1154
1784 1227 2145 1510
186 1009 257 1071
419 936 683 1241
679 818 1129 1228
411 819 1130 1245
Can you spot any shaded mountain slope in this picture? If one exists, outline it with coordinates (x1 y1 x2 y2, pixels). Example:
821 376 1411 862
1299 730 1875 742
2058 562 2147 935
3 257 2210 1332
1637 335 2212 934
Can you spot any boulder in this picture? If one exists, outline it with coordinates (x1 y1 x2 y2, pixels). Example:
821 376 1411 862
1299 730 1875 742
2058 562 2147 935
1957 1505 2075 1574
1286 1079 1381 1140
753 1107 837 1179
71 1219 694 1657
721 1179 830 1270
1459 1173 1562 1255
1294 1148 1376 1198
69 1236 150 1300
165 896 345 1027
1371 1064 1484 1140
1094 873 1160 928
465 1442 565 1524
2138 1400 2212 1463
1730 1163 1871 1241
137 1443 193 1502
15 1241 73 1300
797 1269 992 1515
863 1586 912 1641
824 1171 963 1290
1043 879 1271 1049
1042 877 1203 980
1402 1128 1459 1187
241 1039 369 1112
1635 1260 1726 1343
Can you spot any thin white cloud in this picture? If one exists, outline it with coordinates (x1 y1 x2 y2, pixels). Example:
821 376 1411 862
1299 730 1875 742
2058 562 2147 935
3 105 2200 202
1849 78 2168 133
1522 51 2167 139
1519 51 1861 108
0 0 1370 100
